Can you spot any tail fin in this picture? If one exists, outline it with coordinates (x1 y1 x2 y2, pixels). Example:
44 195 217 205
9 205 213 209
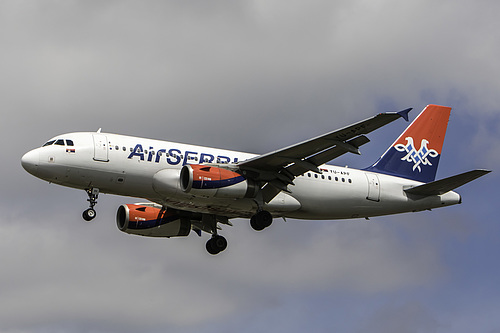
366 104 452 183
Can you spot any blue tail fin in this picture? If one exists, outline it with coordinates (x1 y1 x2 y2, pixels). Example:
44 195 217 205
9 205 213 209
365 104 452 183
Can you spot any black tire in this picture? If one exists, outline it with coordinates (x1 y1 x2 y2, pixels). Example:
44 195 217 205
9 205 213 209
250 210 273 231
206 235 227 255
82 208 96 221
213 235 227 252
206 238 218 255
250 215 265 231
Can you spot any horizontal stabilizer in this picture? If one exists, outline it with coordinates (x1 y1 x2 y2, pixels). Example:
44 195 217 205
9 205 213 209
404 169 491 196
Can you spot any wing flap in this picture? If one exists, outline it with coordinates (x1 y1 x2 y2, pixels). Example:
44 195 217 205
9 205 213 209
404 169 491 196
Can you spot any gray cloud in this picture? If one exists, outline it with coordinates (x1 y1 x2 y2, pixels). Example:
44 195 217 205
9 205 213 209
0 204 446 332
357 301 441 333
2 0 499 332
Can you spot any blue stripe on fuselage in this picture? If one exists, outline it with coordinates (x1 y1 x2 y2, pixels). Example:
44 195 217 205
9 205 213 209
192 176 245 189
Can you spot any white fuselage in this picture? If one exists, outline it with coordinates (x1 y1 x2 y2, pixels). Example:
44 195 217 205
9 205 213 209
21 132 461 220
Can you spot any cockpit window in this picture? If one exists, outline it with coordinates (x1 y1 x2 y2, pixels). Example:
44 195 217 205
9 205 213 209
42 140 55 147
42 138 74 147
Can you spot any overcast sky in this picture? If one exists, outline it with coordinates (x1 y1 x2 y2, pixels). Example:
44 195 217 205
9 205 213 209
2 1 499 332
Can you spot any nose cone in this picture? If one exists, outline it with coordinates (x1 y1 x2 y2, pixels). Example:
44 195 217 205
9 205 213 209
21 149 39 176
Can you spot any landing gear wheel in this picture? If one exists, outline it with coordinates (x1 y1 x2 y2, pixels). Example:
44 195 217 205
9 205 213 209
250 210 273 231
206 235 228 255
82 208 96 221
250 215 263 231
82 188 99 222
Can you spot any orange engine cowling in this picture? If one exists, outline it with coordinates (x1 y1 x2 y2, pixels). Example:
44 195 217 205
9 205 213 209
116 204 191 237
180 165 258 198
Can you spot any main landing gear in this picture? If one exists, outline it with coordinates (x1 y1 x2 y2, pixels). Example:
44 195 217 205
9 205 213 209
250 210 273 231
82 188 99 221
203 214 228 255
205 210 273 254
206 235 228 255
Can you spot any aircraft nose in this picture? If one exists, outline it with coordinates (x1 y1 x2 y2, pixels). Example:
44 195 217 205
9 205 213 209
21 149 39 176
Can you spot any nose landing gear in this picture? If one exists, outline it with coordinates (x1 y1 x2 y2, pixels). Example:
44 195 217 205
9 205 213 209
82 188 99 221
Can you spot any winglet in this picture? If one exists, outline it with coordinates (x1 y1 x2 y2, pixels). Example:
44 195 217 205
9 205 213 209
397 108 412 122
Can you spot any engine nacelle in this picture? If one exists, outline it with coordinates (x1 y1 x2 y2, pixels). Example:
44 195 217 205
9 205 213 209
180 165 258 198
152 168 183 197
116 204 191 238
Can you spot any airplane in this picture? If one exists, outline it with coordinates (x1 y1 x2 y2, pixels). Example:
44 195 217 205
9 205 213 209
21 105 490 254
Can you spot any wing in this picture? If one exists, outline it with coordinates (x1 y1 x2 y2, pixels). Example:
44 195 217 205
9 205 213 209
237 108 412 202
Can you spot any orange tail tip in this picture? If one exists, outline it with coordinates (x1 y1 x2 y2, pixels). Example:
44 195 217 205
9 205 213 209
366 105 452 183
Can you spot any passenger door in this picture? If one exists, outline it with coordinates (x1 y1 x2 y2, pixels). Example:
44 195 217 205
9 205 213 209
93 134 109 162
365 172 380 202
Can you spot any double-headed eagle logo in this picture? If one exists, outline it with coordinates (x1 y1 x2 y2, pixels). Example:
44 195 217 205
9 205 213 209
394 137 439 172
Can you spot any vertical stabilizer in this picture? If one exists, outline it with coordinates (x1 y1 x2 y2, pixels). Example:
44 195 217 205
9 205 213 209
366 104 452 183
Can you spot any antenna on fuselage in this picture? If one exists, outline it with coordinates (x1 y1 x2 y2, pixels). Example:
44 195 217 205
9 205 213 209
97 128 102 133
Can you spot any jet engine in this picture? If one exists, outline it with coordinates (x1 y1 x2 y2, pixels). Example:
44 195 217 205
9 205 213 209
116 204 191 237
180 165 258 198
